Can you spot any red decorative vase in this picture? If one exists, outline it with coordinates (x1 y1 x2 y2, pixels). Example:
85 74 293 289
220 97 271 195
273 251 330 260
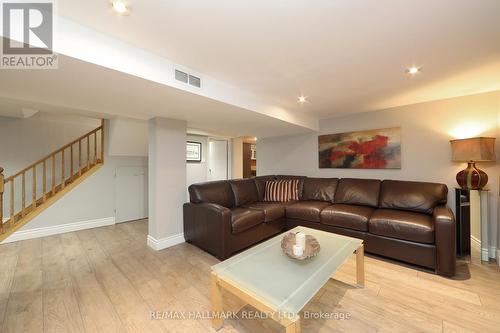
456 161 488 190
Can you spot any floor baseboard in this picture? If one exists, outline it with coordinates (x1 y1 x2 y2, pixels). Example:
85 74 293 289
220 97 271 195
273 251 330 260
489 246 497 259
2 217 115 244
147 233 185 251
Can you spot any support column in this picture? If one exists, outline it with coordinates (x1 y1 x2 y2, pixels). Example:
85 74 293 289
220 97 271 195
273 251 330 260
231 138 243 179
148 117 187 250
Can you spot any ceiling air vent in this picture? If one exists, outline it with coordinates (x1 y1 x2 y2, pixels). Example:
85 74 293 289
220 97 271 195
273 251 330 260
188 74 201 88
175 68 201 88
175 69 188 83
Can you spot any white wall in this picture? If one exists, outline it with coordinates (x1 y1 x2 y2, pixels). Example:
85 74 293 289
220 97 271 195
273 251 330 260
186 134 208 200
19 156 147 230
231 137 244 179
258 91 500 256
108 117 148 157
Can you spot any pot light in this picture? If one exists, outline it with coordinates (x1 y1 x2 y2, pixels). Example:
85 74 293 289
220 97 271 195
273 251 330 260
298 96 307 103
407 66 421 75
112 0 130 15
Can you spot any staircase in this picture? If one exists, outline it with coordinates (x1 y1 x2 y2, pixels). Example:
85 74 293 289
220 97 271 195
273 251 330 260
0 120 105 242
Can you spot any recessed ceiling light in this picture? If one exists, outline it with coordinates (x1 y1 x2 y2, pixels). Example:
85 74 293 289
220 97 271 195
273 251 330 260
298 96 307 103
406 66 421 75
112 0 130 15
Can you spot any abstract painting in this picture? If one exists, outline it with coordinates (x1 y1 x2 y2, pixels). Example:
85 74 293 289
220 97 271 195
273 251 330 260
319 127 401 169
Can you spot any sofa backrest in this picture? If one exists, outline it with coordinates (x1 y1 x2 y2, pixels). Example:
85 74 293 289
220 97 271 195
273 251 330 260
335 178 381 207
379 180 448 214
229 179 259 206
188 180 234 208
302 178 338 203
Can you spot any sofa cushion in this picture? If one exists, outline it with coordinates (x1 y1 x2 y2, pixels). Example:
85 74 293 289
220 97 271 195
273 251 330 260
229 179 259 207
302 178 338 203
320 204 373 231
335 178 381 207
276 175 306 198
231 208 264 234
369 209 434 244
264 179 300 202
243 202 286 222
379 180 448 214
286 201 331 222
253 175 276 201
189 180 234 208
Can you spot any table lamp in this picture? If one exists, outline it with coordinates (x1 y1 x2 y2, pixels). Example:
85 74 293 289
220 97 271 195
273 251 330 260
450 137 496 189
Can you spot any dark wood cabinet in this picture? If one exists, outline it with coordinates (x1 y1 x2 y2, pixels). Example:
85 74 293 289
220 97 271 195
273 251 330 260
455 188 471 257
243 143 252 178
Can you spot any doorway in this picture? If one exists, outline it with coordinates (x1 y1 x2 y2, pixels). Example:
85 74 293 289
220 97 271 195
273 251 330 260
208 139 228 181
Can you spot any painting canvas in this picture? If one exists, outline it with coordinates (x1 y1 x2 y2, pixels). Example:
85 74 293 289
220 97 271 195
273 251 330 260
319 127 401 169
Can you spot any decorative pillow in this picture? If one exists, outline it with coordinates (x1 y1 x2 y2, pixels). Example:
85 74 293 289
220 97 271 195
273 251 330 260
263 179 299 202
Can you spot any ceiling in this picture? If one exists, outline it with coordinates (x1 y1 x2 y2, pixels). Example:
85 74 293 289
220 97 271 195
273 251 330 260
0 55 310 138
57 0 500 118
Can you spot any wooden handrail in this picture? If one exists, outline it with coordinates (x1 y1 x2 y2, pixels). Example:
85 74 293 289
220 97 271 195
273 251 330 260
4 126 102 182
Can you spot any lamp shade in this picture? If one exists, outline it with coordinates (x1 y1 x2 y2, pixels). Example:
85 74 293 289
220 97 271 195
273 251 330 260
450 137 496 162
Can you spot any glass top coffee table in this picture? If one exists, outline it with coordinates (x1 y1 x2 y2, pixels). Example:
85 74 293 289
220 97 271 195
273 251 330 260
211 226 364 333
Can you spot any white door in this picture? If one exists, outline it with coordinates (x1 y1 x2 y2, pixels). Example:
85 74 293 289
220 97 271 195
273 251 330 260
115 166 148 223
208 139 228 181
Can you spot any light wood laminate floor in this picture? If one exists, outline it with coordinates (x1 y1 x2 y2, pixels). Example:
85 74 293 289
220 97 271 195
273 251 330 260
0 219 499 333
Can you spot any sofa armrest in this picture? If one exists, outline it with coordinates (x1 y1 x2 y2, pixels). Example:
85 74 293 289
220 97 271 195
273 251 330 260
433 205 456 277
183 202 232 260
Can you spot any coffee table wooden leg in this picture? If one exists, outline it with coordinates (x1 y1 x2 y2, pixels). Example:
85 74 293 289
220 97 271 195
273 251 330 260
285 317 300 333
211 272 224 330
356 244 365 287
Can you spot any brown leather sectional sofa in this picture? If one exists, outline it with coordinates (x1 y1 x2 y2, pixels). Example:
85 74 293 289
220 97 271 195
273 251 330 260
184 176 456 277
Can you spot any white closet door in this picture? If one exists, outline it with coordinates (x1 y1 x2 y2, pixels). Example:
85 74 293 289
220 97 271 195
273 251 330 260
115 166 148 223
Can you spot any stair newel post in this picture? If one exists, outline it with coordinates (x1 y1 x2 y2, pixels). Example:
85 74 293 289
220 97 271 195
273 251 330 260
0 167 4 233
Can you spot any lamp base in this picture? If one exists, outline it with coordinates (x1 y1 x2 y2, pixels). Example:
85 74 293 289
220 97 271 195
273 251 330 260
456 161 488 190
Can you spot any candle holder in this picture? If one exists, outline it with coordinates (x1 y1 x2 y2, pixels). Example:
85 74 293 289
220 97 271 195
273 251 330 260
281 232 321 260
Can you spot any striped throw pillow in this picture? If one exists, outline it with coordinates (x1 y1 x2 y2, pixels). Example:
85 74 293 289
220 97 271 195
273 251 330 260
263 179 299 202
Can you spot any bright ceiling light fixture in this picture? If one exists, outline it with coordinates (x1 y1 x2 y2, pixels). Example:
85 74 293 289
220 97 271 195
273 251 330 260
111 0 130 15
406 66 421 75
298 96 307 103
